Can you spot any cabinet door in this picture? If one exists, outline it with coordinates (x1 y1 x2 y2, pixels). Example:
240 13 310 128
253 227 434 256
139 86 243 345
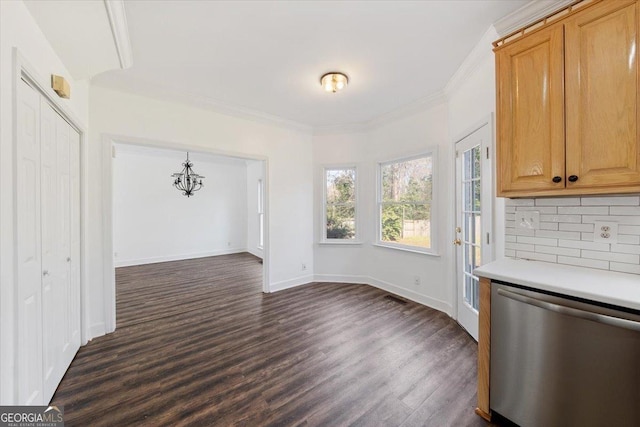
565 0 640 189
496 25 565 195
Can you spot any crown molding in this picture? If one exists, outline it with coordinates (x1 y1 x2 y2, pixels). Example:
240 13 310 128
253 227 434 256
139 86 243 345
104 0 133 69
313 90 447 136
444 26 499 97
493 0 575 36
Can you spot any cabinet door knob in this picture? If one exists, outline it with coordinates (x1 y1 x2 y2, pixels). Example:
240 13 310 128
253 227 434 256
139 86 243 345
552 176 562 183
568 175 579 182
42 270 49 276
66 257 71 262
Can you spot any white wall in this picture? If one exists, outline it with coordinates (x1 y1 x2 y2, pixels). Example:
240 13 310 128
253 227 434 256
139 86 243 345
313 103 454 314
87 85 314 338
0 0 90 404
446 26 506 262
113 145 248 266
246 160 265 259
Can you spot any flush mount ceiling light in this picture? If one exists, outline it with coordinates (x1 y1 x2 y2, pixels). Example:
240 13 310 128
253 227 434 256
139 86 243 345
321 72 349 93
172 152 204 197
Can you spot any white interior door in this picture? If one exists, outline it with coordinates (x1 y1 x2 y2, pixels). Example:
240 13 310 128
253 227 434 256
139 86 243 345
41 98 60 400
69 128 82 354
16 78 44 405
455 123 492 341
16 79 82 404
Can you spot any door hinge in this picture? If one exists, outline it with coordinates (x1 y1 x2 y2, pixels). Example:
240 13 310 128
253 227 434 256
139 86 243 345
486 232 490 245
112 146 116 158
486 147 489 159
456 150 459 158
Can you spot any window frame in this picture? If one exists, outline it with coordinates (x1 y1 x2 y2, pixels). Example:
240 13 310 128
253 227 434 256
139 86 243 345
376 150 438 256
321 165 359 244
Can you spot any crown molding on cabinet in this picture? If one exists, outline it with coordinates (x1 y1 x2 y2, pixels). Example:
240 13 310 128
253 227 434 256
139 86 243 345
493 0 575 36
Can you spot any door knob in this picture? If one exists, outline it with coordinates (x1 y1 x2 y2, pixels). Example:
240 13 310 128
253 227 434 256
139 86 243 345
568 175 579 182
552 176 562 183
453 239 462 246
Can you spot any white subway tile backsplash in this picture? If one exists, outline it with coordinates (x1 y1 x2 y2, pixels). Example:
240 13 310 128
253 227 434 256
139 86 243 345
517 236 558 247
539 222 559 231
618 234 640 245
581 196 640 206
558 239 610 251
557 206 609 215
582 215 640 225
559 223 594 232
506 199 535 206
516 251 557 263
535 229 581 240
581 250 640 264
540 214 582 223
610 206 640 215
534 245 581 257
517 206 558 214
619 225 640 235
505 227 535 237
610 262 640 274
557 256 609 270
506 242 535 252
506 196 640 275
610 244 640 255
536 198 581 206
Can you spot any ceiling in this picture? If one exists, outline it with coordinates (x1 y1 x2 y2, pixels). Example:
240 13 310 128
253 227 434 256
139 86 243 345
92 0 531 130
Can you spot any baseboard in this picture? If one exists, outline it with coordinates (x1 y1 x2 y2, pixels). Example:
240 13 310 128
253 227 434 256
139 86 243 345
313 274 368 284
114 248 247 267
86 322 106 342
246 247 263 259
366 276 453 316
269 274 315 292
314 274 453 316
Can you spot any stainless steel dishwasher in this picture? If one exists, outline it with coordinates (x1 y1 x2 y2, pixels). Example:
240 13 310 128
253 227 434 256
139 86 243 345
491 282 640 427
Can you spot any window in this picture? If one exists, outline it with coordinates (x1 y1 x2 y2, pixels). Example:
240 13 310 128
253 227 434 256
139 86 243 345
324 167 356 241
257 179 264 249
378 153 434 252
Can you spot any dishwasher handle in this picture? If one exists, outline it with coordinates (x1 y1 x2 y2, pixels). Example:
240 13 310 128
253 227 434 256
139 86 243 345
497 288 640 333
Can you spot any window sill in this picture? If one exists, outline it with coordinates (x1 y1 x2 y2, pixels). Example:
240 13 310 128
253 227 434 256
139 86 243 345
373 243 440 257
317 241 364 246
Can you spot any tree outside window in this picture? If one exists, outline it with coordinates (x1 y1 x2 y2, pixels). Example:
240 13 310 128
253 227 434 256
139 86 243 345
325 168 356 240
380 155 433 249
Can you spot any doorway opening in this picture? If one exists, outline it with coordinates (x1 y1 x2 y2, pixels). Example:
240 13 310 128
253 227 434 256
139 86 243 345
103 138 269 332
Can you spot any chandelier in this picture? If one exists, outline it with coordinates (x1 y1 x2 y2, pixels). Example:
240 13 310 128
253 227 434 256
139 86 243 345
172 152 204 197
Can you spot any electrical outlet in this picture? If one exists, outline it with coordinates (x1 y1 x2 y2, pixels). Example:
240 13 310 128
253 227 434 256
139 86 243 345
515 210 540 230
114 252 118 258
413 276 421 286
227 241 231 247
301 263 307 271
593 221 618 244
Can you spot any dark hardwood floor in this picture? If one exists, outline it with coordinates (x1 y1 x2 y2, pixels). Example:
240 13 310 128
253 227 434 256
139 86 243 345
52 253 493 426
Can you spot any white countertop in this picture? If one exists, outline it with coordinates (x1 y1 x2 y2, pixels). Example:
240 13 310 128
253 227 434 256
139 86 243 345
474 258 640 311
